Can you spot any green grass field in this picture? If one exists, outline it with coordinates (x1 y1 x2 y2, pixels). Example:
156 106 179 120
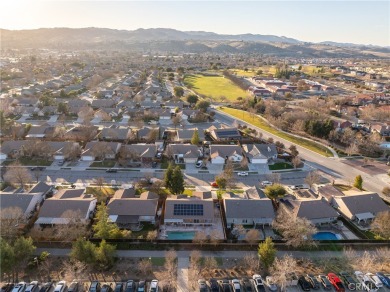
184 74 249 101
219 107 333 157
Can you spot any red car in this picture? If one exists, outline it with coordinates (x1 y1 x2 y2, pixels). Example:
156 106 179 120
327 273 345 292
210 181 218 187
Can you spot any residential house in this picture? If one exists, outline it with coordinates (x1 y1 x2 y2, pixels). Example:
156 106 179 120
208 127 241 141
159 109 172 125
332 192 389 223
35 188 97 226
25 123 55 139
136 127 160 141
316 185 344 203
279 198 340 225
242 144 278 164
210 145 243 164
164 194 214 226
48 141 81 160
0 192 44 219
223 187 275 227
28 182 54 199
121 144 157 165
91 99 116 109
107 190 159 228
100 127 132 141
180 109 199 121
371 123 390 136
167 144 200 164
176 128 205 143
81 141 121 161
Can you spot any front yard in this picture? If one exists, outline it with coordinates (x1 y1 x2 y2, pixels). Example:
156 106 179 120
2 157 53 166
90 160 116 168
268 162 293 170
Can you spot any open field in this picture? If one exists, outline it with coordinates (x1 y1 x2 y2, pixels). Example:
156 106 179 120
184 74 249 101
219 107 333 157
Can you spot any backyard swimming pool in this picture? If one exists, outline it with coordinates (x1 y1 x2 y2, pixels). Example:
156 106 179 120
312 231 341 240
166 231 196 240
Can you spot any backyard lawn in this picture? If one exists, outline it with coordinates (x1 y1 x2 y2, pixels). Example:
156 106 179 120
184 74 249 101
219 107 333 157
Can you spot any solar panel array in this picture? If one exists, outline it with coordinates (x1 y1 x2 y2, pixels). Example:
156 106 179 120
173 204 204 216
216 130 240 137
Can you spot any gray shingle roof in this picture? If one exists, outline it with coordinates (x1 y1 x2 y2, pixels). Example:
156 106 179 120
29 182 52 194
37 199 94 218
0 193 36 213
224 198 275 220
107 198 158 216
335 193 389 215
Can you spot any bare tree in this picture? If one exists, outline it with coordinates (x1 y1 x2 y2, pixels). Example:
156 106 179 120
291 156 302 169
304 171 321 189
77 106 94 124
270 254 298 292
232 224 247 239
146 230 158 242
272 210 317 248
92 142 112 161
54 210 90 242
245 229 261 246
138 258 152 277
345 143 359 156
266 173 281 184
161 249 177 290
241 253 259 273
203 257 218 270
4 162 33 188
33 169 43 182
188 250 202 290
209 230 223 246
0 207 26 239
63 143 82 162
193 231 208 246
146 128 159 142
94 177 106 189
240 157 249 169
371 211 390 239
172 116 182 129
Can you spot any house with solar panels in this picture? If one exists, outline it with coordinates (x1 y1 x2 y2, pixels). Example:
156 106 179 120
208 127 242 141
164 192 214 226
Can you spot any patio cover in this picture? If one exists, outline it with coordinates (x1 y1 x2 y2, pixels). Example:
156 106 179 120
356 212 374 221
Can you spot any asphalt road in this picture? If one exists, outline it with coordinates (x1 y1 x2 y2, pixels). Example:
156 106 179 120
214 111 389 195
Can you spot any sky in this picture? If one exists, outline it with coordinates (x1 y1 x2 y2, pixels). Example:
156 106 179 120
1 0 389 46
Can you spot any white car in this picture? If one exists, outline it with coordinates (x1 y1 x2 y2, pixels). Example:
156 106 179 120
237 172 248 176
260 181 273 187
253 275 265 292
366 273 383 288
12 283 27 292
149 280 158 292
231 279 241 291
266 276 278 292
54 281 67 292
355 271 364 281
195 161 203 168
362 275 378 292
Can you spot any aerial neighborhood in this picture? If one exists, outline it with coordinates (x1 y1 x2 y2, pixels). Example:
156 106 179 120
1 25 390 292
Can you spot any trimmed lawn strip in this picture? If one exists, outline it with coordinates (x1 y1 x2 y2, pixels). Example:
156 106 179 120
269 162 293 170
90 160 116 167
219 107 332 157
184 74 249 101
3 157 53 166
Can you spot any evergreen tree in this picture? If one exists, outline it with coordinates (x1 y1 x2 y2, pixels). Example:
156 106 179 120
70 237 97 265
93 203 123 239
164 163 174 191
353 175 363 190
170 166 185 195
95 239 116 269
191 129 200 145
258 237 276 270
13 236 36 279
0 238 14 280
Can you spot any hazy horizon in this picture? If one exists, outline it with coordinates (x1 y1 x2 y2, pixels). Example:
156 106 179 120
1 1 389 46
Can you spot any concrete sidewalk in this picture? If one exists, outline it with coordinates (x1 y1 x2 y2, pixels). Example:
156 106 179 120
177 257 189 292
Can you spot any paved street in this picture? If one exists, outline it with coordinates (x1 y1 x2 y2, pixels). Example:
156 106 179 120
214 111 390 196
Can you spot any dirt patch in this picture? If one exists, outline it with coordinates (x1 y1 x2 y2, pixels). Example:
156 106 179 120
342 159 388 175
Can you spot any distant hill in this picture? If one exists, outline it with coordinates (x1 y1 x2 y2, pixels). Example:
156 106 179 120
1 27 389 58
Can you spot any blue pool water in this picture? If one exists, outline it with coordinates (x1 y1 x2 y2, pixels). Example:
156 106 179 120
166 231 196 240
312 232 340 240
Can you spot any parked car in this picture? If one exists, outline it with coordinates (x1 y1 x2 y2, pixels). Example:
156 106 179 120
237 172 248 177
220 279 231 292
198 279 208 292
231 279 241 292
252 275 265 292
39 283 53 292
210 181 218 187
156 153 162 159
376 273 390 288
196 161 203 168
125 281 135 292
57 160 65 166
12 283 27 292
68 282 79 292
114 283 124 292
89 281 101 292
260 181 272 187
209 279 219 292
317 275 332 290
361 276 378 292
339 271 358 289
149 280 158 292
306 274 320 290
152 161 157 168
265 277 277 292
298 276 311 291
54 281 67 292
366 273 383 288
25 282 39 292
241 278 253 292
327 273 345 292
137 281 146 292
101 285 113 292
106 168 117 173
1 284 14 292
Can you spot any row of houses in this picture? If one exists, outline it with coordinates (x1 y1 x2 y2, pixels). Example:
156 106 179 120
2 183 388 234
